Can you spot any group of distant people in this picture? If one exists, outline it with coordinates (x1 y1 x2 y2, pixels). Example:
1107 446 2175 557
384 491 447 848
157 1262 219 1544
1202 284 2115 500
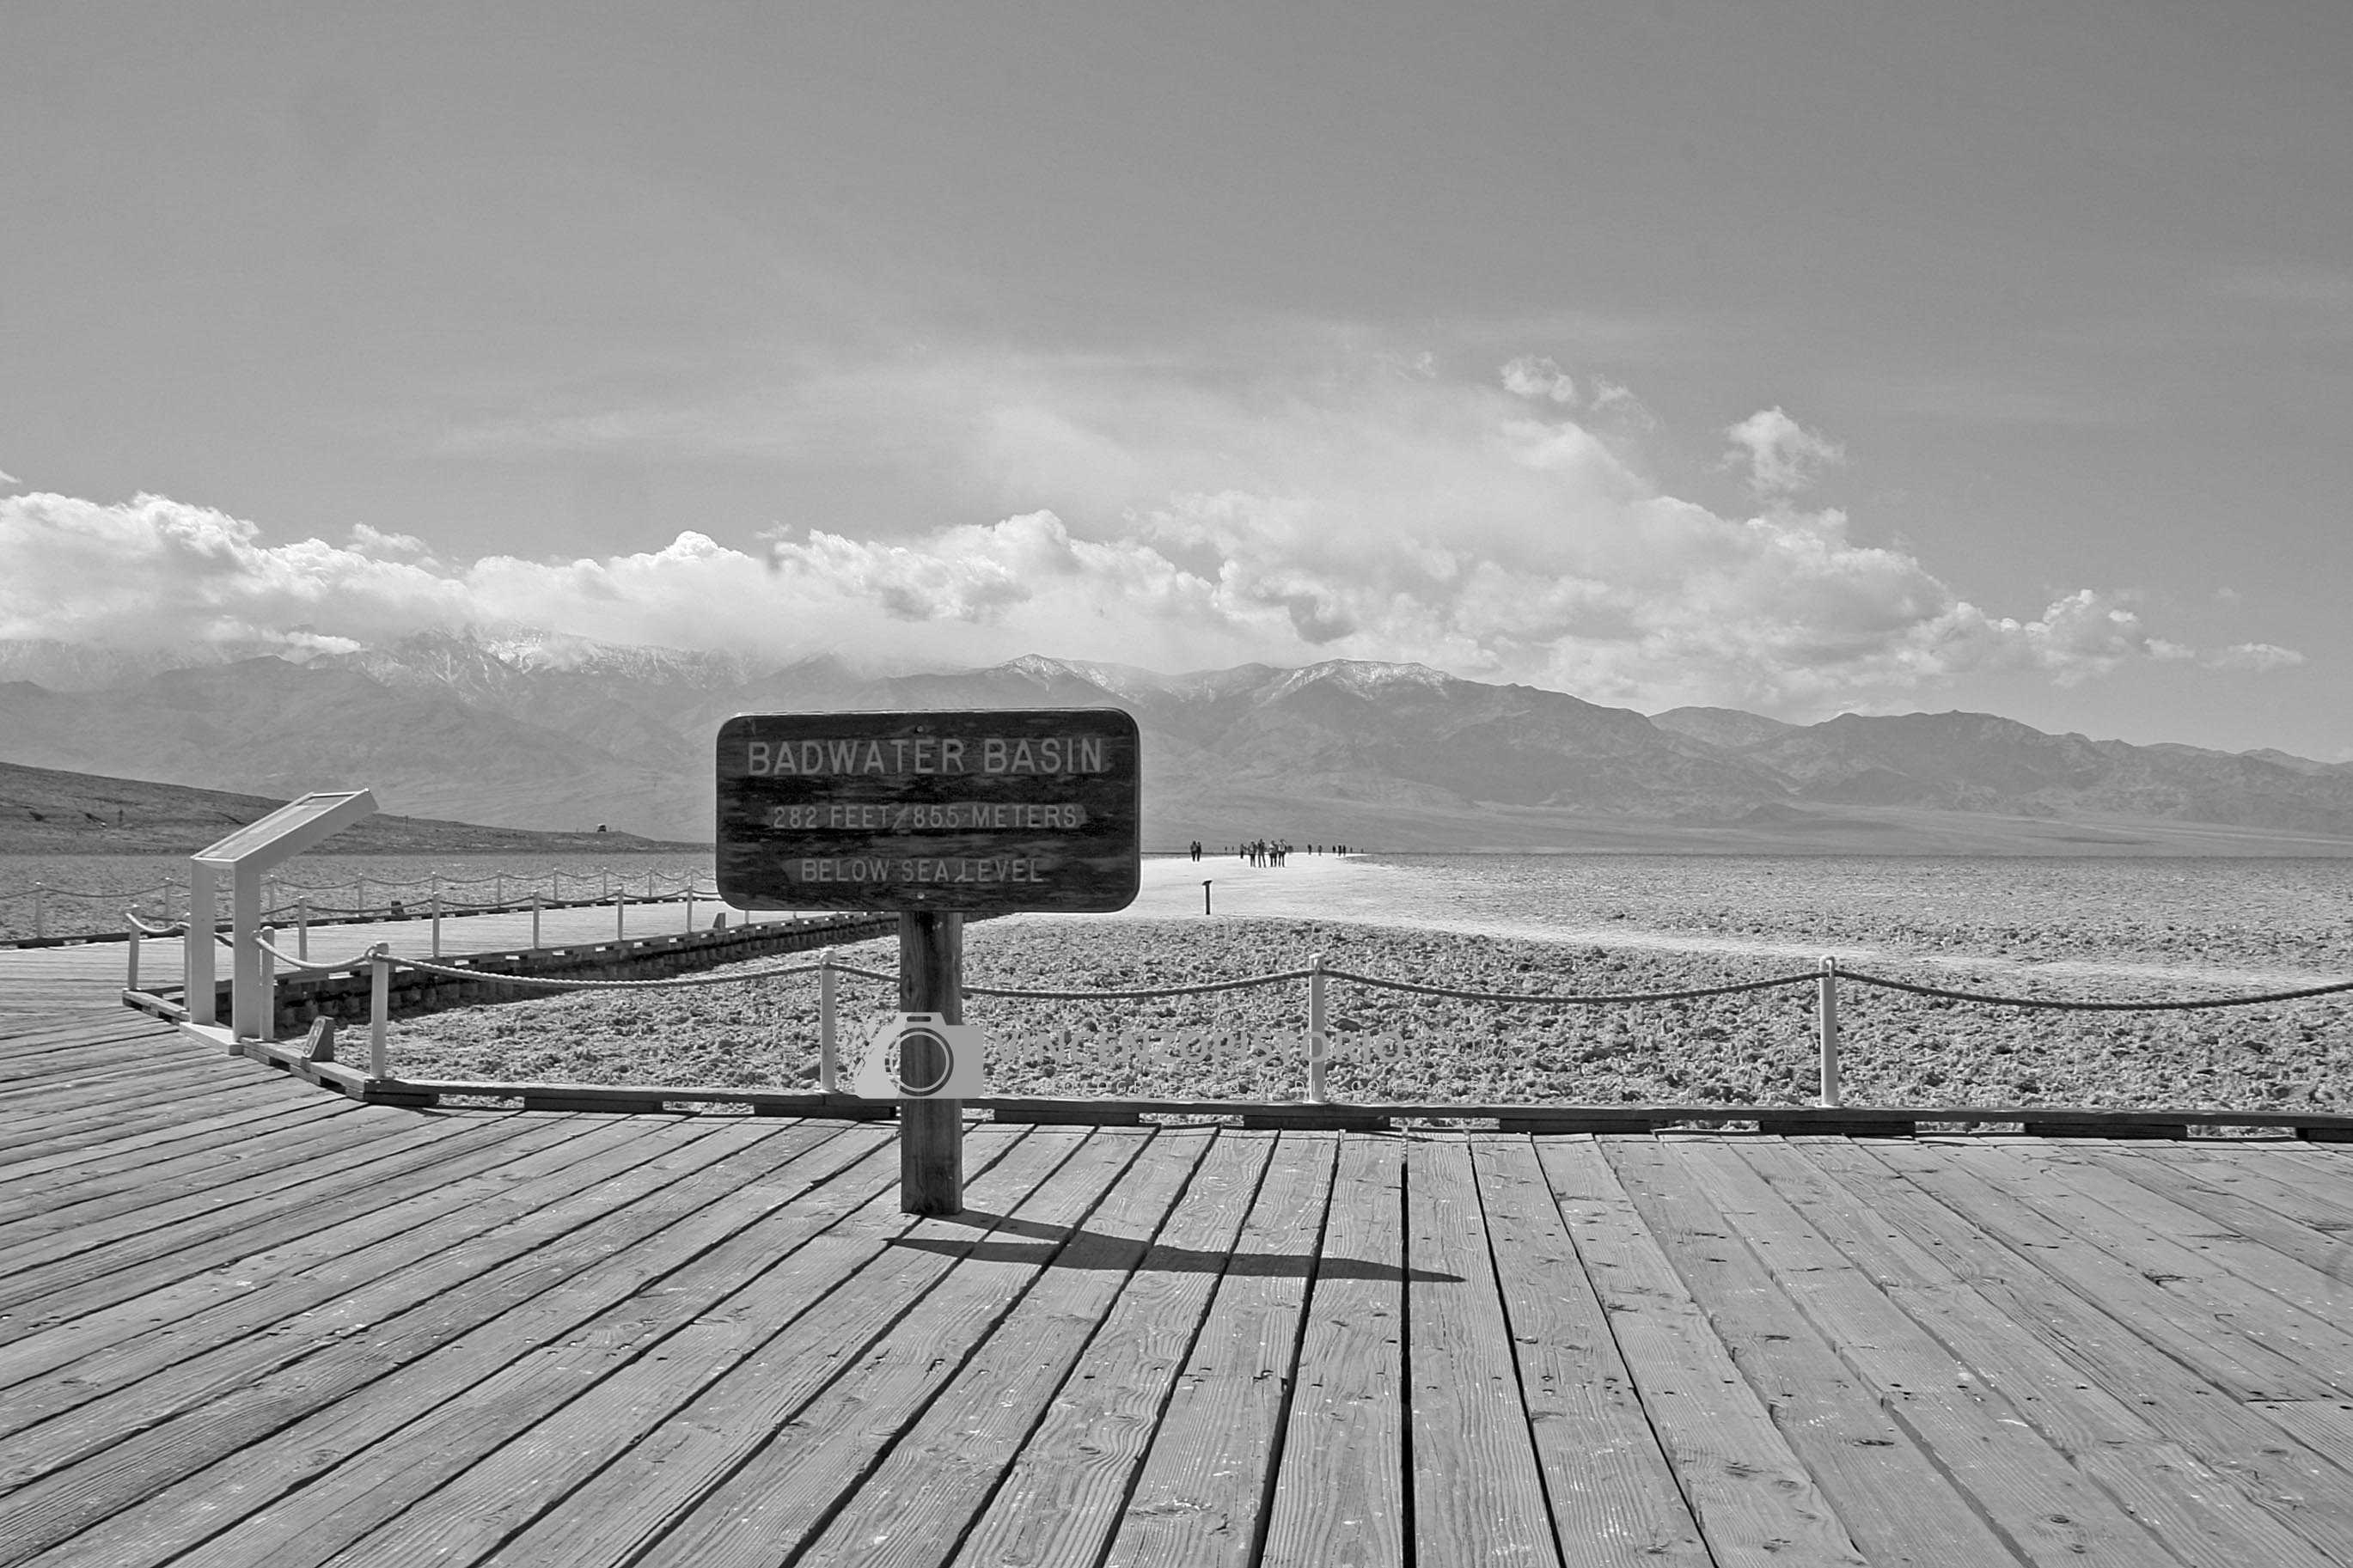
1182 839 1354 863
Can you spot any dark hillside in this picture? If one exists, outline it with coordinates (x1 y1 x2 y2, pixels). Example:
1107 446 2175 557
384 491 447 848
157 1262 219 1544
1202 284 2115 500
0 760 704 855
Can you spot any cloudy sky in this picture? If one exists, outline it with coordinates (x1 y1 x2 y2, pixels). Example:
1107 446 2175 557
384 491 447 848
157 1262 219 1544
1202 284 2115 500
3 3 2348 758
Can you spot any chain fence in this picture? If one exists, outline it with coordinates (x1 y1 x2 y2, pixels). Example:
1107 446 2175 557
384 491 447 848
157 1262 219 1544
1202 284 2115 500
136 918 2353 1118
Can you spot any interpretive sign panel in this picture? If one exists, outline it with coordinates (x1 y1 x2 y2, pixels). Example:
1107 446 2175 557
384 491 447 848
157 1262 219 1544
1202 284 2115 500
714 708 1141 913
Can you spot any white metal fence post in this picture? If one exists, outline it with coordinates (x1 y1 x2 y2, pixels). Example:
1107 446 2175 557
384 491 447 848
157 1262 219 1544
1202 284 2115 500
685 883 694 931
369 945 391 1077
1818 955 1842 1107
614 888 626 941
431 892 443 957
531 892 542 948
1308 952 1329 1103
125 919 141 993
259 924 277 1040
819 946 839 1092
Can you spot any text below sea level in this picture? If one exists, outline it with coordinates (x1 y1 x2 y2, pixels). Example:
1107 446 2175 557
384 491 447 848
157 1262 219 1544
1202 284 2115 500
716 708 1140 914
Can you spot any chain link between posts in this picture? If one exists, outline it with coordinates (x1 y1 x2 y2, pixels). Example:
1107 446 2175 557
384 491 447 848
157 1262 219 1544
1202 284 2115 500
298 952 2353 1013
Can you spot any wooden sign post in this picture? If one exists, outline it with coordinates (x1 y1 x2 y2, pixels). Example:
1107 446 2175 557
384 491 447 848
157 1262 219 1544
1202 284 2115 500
716 708 1142 1214
897 909 963 1212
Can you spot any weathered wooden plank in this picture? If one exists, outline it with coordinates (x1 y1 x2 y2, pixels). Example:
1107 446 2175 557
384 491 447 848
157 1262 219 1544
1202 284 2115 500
1464 1136 1707 1565
0 1026 191 1069
788 1129 1219 1568
1943 1142 2353 1393
1792 1139 2353 1539
0 1088 360 1181
0 1117 869 1567
0 1118 731 1480
1598 1136 2013 1567
1256 1135 1409 1568
0 1051 218 1101
0 1113 627 1409
1849 1139 2338 1400
0 1096 441 1229
2061 1143 2353 1298
0 1116 549 1344
1747 1139 2353 1566
0 1062 333 1158
71 1123 905 1568
0 1012 159 1047
0 1060 220 1109
943 1131 1277 1568
1398 1135 1559 1566
362 1127 1080 1568
0 1048 192 1092
1090 1132 1336 1568
2099 1143 2353 1245
0 1017 180 1057
2246 1403 2353 1477
0 1052 358 1142
0 1106 523 1290
624 1131 1158 1567
1690 1138 2326 1568
1532 1138 1870 1567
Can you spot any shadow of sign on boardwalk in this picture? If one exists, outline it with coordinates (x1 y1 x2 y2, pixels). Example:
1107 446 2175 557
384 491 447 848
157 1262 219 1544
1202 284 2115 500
892 1207 1464 1281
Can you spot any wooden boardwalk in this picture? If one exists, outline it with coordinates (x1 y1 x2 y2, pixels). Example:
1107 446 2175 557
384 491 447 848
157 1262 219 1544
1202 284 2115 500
0 898 805 1017
7 995 2353 1563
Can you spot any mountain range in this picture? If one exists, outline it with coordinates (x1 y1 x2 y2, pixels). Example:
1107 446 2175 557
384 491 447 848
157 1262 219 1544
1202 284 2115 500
2 631 2349 854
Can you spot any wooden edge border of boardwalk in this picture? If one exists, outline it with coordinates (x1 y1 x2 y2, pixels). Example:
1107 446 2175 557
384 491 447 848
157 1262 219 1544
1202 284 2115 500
168 1021 2353 1141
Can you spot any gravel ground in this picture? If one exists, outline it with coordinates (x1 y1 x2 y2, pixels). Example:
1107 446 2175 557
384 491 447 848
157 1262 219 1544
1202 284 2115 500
389 854 2353 1115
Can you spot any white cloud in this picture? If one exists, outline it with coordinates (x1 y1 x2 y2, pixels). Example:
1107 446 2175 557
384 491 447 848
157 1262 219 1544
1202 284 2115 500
1585 377 1654 427
1500 355 1578 404
0 467 19 488
1724 406 1845 497
349 523 432 558
2203 641 2305 674
0 355 2264 707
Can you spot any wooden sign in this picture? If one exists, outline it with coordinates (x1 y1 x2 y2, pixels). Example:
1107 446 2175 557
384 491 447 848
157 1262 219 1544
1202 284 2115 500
715 709 1141 913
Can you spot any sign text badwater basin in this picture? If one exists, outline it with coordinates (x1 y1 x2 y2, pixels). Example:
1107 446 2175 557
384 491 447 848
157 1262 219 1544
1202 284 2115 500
715 709 1141 913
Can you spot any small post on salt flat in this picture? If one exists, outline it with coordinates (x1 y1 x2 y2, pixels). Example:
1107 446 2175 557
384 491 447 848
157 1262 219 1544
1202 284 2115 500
1817 955 1842 1107
899 912 963 1214
369 944 392 1077
1307 951 1329 1103
818 945 840 1093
